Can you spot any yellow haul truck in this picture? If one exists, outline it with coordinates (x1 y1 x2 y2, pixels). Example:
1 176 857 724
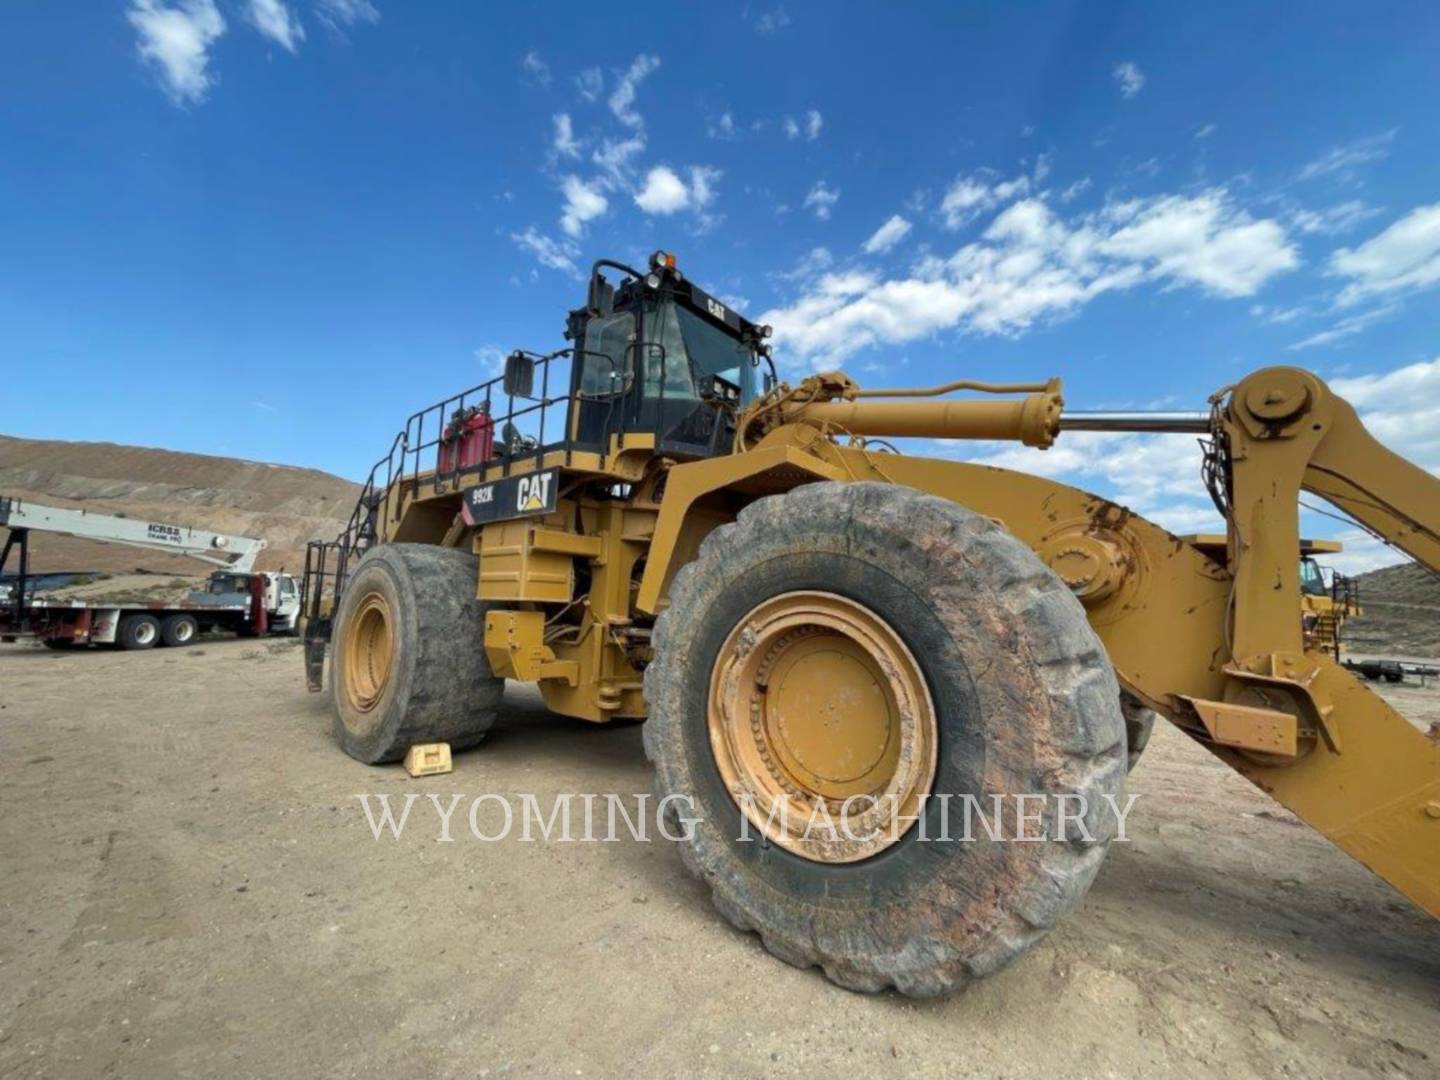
301 252 1439 997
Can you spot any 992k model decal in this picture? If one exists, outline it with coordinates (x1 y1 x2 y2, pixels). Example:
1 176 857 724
460 468 559 526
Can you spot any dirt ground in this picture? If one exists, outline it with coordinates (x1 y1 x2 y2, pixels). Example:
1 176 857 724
1 639 1437 1080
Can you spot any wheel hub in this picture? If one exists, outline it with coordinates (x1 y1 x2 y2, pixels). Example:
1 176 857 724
708 591 937 863
344 591 394 715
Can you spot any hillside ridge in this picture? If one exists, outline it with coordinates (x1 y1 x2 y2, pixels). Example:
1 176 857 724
1 433 359 576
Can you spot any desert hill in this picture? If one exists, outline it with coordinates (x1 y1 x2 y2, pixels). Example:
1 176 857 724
0 434 359 576
1344 561 1440 659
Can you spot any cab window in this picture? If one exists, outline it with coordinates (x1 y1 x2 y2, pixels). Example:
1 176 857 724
642 301 698 401
580 311 636 395
1299 558 1327 597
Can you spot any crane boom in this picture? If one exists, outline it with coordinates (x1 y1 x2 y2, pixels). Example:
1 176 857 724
0 496 267 572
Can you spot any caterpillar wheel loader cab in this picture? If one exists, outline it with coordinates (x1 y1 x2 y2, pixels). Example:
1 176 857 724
301 252 1440 998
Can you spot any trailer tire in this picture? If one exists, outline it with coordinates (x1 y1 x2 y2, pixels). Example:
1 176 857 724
160 613 199 648
116 613 161 651
644 481 1127 997
330 544 503 764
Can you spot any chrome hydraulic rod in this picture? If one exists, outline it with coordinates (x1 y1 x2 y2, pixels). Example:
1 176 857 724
1060 411 1211 434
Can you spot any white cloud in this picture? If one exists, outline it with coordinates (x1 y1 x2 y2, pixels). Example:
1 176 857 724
783 109 823 142
803 181 840 220
708 112 738 140
1298 129 1396 182
575 67 603 102
633 165 720 217
754 7 791 33
521 50 551 87
762 188 1297 365
940 172 1031 229
862 215 912 255
1329 356 1440 473
1060 177 1092 204
1286 304 1398 351
1289 200 1378 236
559 175 608 238
474 344 508 377
1100 192 1298 296
1113 61 1145 98
127 0 226 105
634 166 691 215
1251 302 1309 325
689 165 720 210
553 113 580 158
1330 203 1440 305
512 228 578 275
247 0 303 51
609 54 660 129
1195 123 1217 140
315 0 379 30
592 135 646 185
776 246 834 283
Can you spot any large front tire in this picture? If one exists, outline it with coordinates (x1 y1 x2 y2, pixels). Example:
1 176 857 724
643 482 1127 997
330 544 503 764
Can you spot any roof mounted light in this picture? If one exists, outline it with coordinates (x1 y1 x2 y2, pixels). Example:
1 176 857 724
645 272 661 289
649 250 678 271
761 324 773 339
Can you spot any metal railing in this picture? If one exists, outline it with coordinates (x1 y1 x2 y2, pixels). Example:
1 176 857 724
300 352 577 632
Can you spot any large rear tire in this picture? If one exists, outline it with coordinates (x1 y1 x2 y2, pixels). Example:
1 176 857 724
643 481 1127 997
330 544 503 764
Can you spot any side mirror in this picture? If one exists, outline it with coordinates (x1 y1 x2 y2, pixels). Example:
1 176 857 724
503 351 535 398
587 271 615 317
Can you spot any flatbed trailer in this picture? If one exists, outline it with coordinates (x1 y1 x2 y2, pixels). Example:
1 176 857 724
0 570 297 649
0 496 301 649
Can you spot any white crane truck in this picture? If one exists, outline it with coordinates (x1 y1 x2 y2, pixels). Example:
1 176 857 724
0 496 300 649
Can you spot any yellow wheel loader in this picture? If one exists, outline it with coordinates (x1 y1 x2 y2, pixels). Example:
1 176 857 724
300 252 1440 996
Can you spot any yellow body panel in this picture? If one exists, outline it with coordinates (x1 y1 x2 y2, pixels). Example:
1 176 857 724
362 364 1440 919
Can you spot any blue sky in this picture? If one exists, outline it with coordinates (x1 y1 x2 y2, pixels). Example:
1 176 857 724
3 2 1438 569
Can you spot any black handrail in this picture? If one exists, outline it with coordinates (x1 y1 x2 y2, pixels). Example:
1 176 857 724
299 350 578 629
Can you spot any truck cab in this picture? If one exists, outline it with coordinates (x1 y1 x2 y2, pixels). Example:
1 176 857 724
199 570 301 633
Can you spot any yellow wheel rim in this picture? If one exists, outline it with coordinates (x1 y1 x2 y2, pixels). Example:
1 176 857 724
344 591 394 715
708 591 937 863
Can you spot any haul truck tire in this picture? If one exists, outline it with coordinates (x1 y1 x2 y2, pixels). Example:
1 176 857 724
330 544 503 764
643 481 1127 997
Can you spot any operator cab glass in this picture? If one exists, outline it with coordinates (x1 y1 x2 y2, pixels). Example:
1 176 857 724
1300 557 1327 597
568 258 763 456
